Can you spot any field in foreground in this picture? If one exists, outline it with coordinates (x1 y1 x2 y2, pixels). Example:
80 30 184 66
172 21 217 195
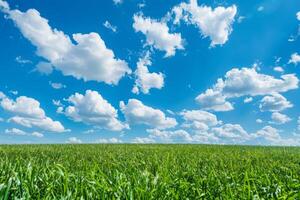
0 145 299 199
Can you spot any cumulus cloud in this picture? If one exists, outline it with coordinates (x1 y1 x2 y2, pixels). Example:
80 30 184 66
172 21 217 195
196 67 298 111
259 93 293 112
66 137 82 144
253 126 300 146
211 124 250 141
135 109 224 143
171 0 237 46
5 128 44 137
132 52 164 94
5 128 26 135
195 89 233 111
273 66 284 73
133 14 184 57
2 3 131 84
31 131 44 138
0 94 66 132
255 126 280 142
219 68 298 97
120 99 177 129
270 112 291 124
132 137 155 143
180 110 220 131
289 53 300 65
62 90 128 131
297 11 300 21
8 116 65 132
147 129 193 142
96 137 122 143
1 96 45 118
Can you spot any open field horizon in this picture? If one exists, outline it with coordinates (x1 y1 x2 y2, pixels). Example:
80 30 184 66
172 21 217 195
1 142 299 147
1 144 300 199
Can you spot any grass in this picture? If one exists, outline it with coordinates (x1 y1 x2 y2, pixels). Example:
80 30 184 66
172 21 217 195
0 144 299 199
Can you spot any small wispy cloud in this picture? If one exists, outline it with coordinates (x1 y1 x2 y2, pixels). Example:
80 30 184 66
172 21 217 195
103 20 117 32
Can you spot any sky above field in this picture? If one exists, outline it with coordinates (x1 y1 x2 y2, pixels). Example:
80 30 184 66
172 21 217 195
0 0 300 145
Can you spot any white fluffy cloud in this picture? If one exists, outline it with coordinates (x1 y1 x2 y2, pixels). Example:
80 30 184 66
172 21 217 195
180 110 220 131
195 89 233 111
120 99 177 129
133 14 184 57
1 96 45 118
196 67 298 111
255 126 280 142
172 0 237 46
219 68 298 97
0 94 66 132
289 53 300 65
297 11 300 21
32 131 44 138
147 129 193 142
8 116 66 132
5 128 26 135
132 137 155 143
132 53 164 94
62 90 128 131
2 4 131 84
259 93 293 112
66 137 82 144
273 66 284 73
5 128 44 137
271 112 291 124
96 137 122 143
254 126 300 146
211 124 250 141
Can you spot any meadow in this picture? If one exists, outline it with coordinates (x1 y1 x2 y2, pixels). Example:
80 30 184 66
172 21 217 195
0 144 299 199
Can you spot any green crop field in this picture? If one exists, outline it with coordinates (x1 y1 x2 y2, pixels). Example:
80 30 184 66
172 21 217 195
0 144 299 199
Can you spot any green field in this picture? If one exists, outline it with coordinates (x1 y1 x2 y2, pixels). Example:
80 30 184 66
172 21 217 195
0 144 299 199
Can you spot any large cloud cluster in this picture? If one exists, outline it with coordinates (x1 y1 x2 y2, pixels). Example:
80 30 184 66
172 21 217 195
1 3 131 84
0 93 66 132
196 67 298 111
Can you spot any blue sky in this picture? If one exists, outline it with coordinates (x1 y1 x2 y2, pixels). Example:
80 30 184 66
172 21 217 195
0 0 300 145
